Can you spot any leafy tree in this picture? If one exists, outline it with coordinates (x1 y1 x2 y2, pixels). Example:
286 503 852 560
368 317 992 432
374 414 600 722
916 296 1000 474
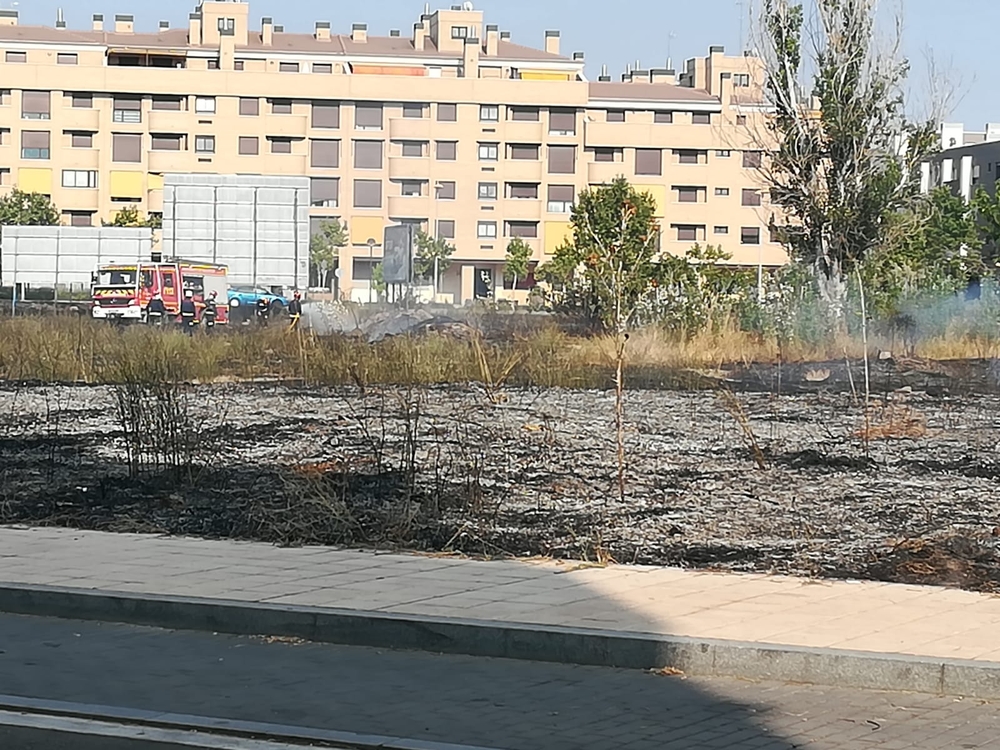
413 229 455 294
104 205 159 228
504 237 533 291
972 187 1000 263
310 219 348 290
0 188 59 226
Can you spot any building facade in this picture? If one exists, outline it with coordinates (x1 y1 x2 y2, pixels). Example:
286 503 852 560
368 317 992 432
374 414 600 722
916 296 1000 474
0 0 784 303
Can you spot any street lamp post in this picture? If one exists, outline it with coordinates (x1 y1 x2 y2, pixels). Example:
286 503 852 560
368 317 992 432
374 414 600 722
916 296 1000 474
367 238 376 304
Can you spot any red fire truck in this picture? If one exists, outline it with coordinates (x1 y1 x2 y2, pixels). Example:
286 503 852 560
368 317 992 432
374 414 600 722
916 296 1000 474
91 257 230 324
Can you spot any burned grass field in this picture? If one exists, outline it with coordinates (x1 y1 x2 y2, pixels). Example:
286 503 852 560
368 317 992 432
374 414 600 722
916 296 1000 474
3 357 1000 592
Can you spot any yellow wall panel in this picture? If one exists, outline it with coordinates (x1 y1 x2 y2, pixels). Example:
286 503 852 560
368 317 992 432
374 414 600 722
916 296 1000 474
18 168 52 194
349 216 386 246
633 184 667 217
109 171 144 198
147 173 164 190
544 221 573 255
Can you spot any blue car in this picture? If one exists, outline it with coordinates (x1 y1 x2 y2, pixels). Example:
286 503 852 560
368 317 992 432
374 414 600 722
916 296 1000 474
228 286 288 315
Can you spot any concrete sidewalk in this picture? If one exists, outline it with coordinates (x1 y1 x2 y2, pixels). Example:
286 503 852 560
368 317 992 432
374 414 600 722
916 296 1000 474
2 527 1000 694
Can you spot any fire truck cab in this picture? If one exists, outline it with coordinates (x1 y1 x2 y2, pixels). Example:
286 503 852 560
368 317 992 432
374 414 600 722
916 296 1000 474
91 257 229 324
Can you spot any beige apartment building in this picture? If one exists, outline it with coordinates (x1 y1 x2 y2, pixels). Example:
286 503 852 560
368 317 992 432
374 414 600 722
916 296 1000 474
0 0 785 303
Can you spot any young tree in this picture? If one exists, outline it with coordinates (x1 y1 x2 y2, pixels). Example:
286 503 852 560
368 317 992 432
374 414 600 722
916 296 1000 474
413 229 455 296
758 0 936 315
310 219 348 291
541 177 660 504
0 189 60 226
504 237 533 292
104 205 159 228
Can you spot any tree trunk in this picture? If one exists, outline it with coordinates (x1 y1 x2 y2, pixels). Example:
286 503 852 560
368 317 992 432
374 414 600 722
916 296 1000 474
614 332 627 506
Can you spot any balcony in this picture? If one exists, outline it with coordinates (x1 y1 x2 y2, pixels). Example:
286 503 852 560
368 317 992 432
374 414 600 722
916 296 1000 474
500 198 543 221
388 117 432 140
263 114 309 137
388 156 431 180
61 107 101 131
503 120 544 142
388 193 431 217
502 159 544 182
58 188 100 211
61 149 100 170
148 109 190 132
148 150 189 172
588 161 629 185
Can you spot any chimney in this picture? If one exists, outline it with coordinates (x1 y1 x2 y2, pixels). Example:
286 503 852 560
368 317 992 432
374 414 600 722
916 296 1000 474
413 20 427 50
572 51 584 62
274 25 284 33
115 14 134 34
485 24 498 56
189 13 202 45
0 9 18 26
650 68 674 83
545 30 560 56
261 17 273 46
500 31 511 41
220 25 236 69
56 8 66 29
159 21 170 31
598 63 611 82
709 45 725 55
315 21 330 41
463 36 480 78
718 71 733 105
352 23 367 43
390 29 400 37
92 14 103 31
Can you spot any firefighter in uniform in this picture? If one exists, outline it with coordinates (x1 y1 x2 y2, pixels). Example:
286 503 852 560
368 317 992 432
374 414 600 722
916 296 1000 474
180 289 198 334
255 295 271 326
202 290 219 331
146 294 167 326
287 291 303 331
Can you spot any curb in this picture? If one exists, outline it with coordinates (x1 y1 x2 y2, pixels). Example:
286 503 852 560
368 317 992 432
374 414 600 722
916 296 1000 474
1 583 999 699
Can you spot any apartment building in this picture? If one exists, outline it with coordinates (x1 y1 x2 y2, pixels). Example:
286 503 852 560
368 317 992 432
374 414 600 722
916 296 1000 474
0 0 784 303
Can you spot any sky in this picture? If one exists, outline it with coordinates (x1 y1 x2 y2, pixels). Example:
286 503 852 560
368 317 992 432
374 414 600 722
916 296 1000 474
8 0 996 128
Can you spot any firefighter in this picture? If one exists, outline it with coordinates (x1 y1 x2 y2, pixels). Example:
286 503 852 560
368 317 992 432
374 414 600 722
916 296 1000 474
287 291 303 331
180 289 198 334
146 294 167 326
255 295 271 327
202 290 219 331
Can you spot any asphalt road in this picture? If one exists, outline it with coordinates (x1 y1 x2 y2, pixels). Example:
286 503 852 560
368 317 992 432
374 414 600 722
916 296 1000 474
0 613 997 750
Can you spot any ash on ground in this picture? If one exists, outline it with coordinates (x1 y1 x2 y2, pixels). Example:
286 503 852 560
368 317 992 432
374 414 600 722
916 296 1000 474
2 378 1000 591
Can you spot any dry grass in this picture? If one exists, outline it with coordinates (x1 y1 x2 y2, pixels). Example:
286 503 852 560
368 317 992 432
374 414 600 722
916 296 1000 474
855 403 928 441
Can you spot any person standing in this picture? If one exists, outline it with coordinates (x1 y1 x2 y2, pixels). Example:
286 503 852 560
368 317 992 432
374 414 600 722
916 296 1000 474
287 291 303 331
202 290 219 332
180 289 198 334
146 294 167 326
255 295 270 327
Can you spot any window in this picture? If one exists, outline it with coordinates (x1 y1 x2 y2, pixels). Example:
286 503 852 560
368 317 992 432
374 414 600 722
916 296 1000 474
692 112 711 125
677 149 701 165
313 63 332 74
279 62 299 73
717 150 731 158
69 212 93 227
715 187 730 196
549 109 576 135
311 139 340 168
207 59 219 70
480 105 499 122
547 185 574 213
743 151 762 168
606 110 625 123
152 97 182 111
235 60 245 70
62 170 98 188
508 183 538 199
451 26 469 39
436 181 456 199
151 134 183 151
510 106 539 121
675 225 699 242
217 17 235 33
676 187 700 203
734 73 751 87
355 103 383 130
396 181 422 197
437 103 457 122
238 136 259 155
71 132 93 148
22 91 51 120
714 226 729 235
71 93 93 109
479 143 499 161
5 51 26 63
654 111 673 124
312 102 340 128
593 148 616 163
436 219 455 239
510 144 539 160
271 99 292 115
112 133 141 162
548 145 575 174
635 148 662 176
239 98 259 116
737 114 747 126
478 182 497 200
195 135 215 153
403 103 424 119
436 141 457 160
477 221 497 239
57 53 78 65
195 97 216 114
742 188 762 207
401 141 424 158
741 227 761 245
270 138 292 154
354 179 382 208
310 177 339 207
354 140 383 169
506 221 538 238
